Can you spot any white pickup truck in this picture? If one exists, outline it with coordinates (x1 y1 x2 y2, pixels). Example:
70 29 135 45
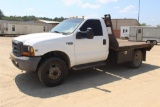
10 14 154 87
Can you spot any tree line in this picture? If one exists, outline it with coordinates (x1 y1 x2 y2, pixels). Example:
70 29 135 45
1 9 160 26
0 9 65 22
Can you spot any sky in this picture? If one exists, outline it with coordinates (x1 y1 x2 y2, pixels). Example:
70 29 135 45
0 0 160 26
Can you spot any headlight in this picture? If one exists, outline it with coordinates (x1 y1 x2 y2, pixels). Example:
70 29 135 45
22 46 35 56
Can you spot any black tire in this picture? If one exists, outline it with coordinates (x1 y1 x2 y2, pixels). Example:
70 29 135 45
153 40 157 45
146 40 150 44
0 34 4 37
125 37 129 39
128 50 143 69
38 58 68 87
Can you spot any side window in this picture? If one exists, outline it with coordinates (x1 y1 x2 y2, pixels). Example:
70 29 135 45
123 29 128 33
138 29 141 33
80 20 103 36
12 25 15 31
4 23 8 31
123 29 125 33
44 26 46 32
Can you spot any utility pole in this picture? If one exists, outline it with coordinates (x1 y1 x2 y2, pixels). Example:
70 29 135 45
138 0 140 24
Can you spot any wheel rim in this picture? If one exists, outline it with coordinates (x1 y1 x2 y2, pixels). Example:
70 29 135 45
153 41 157 45
48 64 62 80
146 41 150 44
134 52 142 66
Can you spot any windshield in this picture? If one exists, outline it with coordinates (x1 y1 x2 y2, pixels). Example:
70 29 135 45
51 18 84 34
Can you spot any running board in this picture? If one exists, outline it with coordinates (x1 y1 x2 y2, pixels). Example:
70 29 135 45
72 62 106 70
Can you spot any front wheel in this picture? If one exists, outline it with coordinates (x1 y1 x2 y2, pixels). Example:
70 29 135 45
128 50 143 69
146 40 150 44
38 58 68 87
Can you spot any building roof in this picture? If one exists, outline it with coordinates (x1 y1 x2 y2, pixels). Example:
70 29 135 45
0 20 50 25
112 18 138 20
37 20 60 24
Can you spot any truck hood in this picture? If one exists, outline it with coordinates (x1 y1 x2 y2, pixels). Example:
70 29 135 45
13 32 67 46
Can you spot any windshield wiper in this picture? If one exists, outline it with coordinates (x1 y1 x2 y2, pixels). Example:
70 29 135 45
53 31 61 33
61 32 71 35
53 31 70 35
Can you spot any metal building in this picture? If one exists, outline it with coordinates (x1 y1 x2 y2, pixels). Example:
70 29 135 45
111 19 139 38
0 20 59 36
36 19 59 29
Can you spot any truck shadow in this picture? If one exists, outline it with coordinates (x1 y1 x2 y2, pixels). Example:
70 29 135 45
15 63 160 98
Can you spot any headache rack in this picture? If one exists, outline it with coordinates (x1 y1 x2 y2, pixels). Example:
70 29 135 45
103 14 119 51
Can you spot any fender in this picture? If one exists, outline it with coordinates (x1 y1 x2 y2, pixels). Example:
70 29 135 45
32 41 76 67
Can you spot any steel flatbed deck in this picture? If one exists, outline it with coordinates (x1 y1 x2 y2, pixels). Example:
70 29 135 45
117 39 154 51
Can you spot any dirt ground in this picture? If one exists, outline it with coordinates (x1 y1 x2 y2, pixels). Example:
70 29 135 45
0 37 160 107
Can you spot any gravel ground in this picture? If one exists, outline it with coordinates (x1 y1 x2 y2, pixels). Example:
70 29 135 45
0 37 160 107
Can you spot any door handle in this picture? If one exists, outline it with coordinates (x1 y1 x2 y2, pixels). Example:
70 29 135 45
103 39 106 45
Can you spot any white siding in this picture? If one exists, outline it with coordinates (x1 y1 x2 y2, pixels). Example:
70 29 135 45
129 26 160 43
0 20 56 35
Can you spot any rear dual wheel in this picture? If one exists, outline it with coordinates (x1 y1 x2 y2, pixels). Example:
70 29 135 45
146 40 157 45
146 40 151 44
128 50 143 69
153 41 157 45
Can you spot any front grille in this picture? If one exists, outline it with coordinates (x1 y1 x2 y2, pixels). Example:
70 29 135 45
12 40 23 56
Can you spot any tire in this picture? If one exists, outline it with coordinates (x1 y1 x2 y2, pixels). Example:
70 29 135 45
128 50 143 69
146 40 150 44
153 40 157 45
125 37 129 39
38 58 68 87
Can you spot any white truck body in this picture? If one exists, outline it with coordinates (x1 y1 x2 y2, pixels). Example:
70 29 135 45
10 14 154 87
12 18 109 67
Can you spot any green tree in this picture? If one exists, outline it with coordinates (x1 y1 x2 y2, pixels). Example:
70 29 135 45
0 11 65 22
53 17 65 22
140 23 146 26
0 10 5 19
22 16 37 21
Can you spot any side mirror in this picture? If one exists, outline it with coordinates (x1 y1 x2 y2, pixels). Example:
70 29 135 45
86 28 94 39
76 28 94 39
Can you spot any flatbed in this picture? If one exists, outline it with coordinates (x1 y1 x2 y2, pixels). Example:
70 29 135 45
104 14 154 65
107 33 154 64
107 38 154 64
117 39 153 51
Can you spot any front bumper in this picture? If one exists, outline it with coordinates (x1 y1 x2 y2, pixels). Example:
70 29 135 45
10 52 41 72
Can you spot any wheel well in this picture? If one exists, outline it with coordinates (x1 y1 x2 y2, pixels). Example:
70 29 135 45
37 51 70 71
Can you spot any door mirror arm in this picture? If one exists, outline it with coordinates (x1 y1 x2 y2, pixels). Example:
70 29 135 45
76 28 94 39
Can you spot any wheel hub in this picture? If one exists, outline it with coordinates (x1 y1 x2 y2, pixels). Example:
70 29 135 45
134 53 141 65
48 65 61 80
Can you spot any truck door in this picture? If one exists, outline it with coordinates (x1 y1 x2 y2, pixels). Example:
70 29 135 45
136 28 143 41
74 19 108 65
